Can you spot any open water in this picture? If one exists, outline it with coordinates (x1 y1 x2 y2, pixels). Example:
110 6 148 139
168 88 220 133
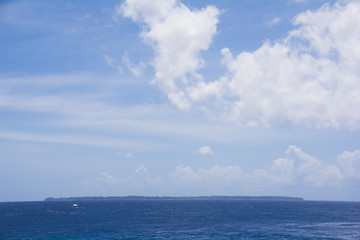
0 200 359 239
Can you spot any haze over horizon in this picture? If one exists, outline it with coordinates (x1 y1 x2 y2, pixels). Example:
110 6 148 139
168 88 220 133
1 0 359 202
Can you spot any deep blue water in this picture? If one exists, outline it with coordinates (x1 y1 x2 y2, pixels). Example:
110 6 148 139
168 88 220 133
0 200 359 239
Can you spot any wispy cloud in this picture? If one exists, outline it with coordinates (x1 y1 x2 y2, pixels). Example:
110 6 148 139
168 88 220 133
122 52 146 77
103 54 117 68
266 17 281 26
0 1 102 35
103 53 146 76
0 131 163 150
125 152 133 158
0 72 251 143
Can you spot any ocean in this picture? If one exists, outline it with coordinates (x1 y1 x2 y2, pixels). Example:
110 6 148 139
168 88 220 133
1 200 359 239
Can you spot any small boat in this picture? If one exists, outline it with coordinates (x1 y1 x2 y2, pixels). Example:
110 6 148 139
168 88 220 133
73 203 78 208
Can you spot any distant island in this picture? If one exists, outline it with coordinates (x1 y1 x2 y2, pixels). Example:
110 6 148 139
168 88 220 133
44 196 303 201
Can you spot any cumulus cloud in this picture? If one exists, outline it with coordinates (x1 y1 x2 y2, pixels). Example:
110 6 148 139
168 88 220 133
171 145 345 188
119 0 220 110
266 145 343 186
121 0 360 129
83 147 359 196
198 145 213 156
217 1 360 129
337 149 360 178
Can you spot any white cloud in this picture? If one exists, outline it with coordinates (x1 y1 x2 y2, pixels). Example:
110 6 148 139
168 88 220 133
103 53 145 76
0 131 162 150
266 17 281 26
0 73 255 146
94 172 117 185
281 145 343 186
83 146 359 196
122 1 360 129
103 54 117 67
169 165 198 181
168 165 243 189
217 2 360 129
0 72 95 91
82 166 163 196
337 149 360 178
125 152 133 158
135 165 148 175
187 145 343 188
197 145 213 156
119 0 220 110
103 51 146 76
243 146 343 187
122 52 146 77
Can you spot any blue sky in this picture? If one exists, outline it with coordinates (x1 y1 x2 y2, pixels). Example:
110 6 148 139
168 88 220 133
1 0 359 202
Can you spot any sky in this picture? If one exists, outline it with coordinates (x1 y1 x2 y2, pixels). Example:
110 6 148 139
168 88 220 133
0 0 359 202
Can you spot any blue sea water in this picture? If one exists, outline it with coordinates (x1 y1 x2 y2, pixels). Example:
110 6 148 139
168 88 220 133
0 200 359 239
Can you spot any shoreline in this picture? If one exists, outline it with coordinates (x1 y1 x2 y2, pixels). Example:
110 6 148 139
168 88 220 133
44 196 304 202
